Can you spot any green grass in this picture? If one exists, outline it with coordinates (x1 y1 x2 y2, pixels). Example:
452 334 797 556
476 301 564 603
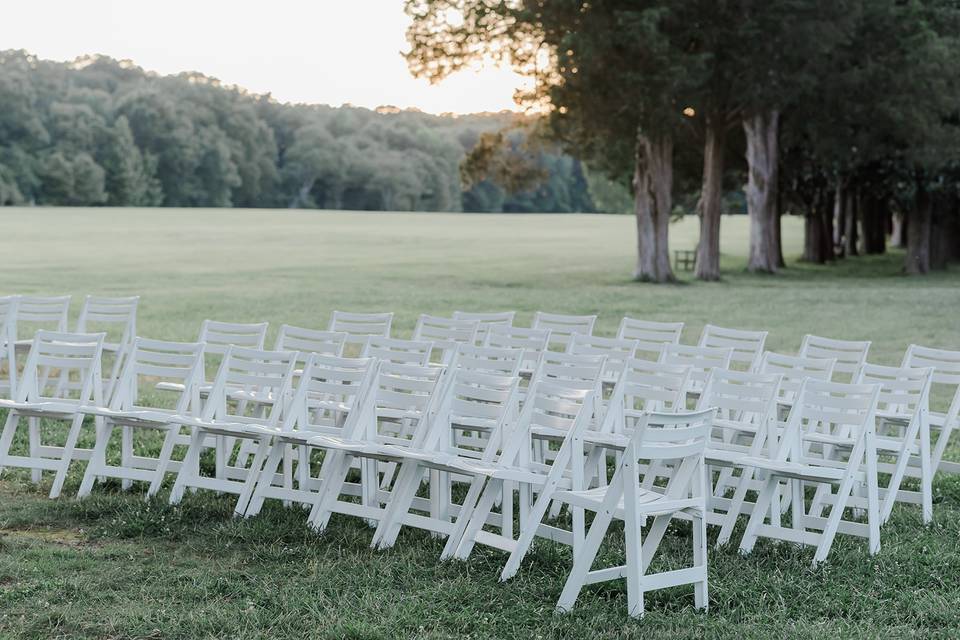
1 207 959 639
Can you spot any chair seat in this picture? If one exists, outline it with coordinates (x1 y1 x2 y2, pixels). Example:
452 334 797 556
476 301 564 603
0 398 81 417
306 435 410 461
737 456 848 481
705 447 752 466
78 405 180 427
555 485 702 517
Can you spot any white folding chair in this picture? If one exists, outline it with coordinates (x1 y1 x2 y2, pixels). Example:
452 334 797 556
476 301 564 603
553 409 714 619
901 344 960 477
448 343 524 377
412 314 480 365
659 343 733 400
854 362 934 523
0 330 105 498
616 317 684 361
362 336 434 366
447 382 597 579
13 295 71 356
75 295 140 399
738 379 883 565
532 312 597 352
452 310 515 345
168 346 298 514
799 334 871 383
0 296 19 399
698 324 768 372
243 354 378 517
370 369 522 550
304 363 446 533
75 338 205 497
328 311 393 353
694 369 782 546
483 324 551 377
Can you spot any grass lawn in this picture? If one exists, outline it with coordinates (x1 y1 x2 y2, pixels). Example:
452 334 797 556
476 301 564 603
0 207 959 639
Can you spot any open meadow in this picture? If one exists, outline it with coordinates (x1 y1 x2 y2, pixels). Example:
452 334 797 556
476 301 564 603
1 208 959 639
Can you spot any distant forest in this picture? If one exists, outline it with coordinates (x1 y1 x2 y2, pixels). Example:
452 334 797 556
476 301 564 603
0 50 631 213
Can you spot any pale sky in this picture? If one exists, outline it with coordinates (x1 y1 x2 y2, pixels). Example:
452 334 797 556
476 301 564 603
0 0 529 114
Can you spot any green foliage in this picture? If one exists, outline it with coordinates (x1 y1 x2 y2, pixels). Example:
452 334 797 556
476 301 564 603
0 50 604 214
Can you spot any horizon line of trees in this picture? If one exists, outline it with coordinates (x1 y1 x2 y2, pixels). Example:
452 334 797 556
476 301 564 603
0 49 619 215
405 0 960 278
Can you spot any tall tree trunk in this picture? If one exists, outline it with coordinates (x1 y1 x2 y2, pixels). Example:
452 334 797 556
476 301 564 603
743 111 780 273
861 192 886 254
694 116 726 281
890 211 906 248
802 188 834 264
906 173 931 274
844 187 859 256
823 192 835 261
834 182 846 258
930 192 952 270
632 131 675 283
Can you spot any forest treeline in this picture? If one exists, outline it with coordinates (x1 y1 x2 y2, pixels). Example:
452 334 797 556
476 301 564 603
0 50 620 214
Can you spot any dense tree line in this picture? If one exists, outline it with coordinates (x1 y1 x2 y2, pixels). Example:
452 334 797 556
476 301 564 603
406 0 960 279
0 50 619 214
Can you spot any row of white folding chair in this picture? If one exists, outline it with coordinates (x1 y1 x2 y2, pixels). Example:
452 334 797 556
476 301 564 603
901 344 960 480
0 295 139 399
0 330 107 497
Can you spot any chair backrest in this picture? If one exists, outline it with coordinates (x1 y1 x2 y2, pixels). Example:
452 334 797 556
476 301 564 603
273 324 347 364
500 380 596 467
698 324 768 372
901 344 960 422
531 351 606 393
696 369 782 454
111 338 205 415
197 319 269 356
855 362 932 418
367 362 445 447
798 334 871 382
17 330 105 405
328 310 393 346
659 343 733 392
362 336 434 366
628 408 714 466
483 324 551 373
75 295 139 347
412 314 480 365
448 344 524 377
568 333 639 385
600 359 692 435
0 296 19 397
426 369 521 460
758 351 836 405
616 317 684 360
202 346 298 426
16 295 71 340
777 379 881 464
532 312 597 351
452 310 515 345
283 353 378 437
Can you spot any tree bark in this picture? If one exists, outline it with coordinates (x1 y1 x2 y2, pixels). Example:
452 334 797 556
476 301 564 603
743 111 780 273
860 192 886 255
906 173 931 274
632 131 675 283
843 188 859 257
834 183 846 258
930 192 953 270
802 188 834 264
694 116 726 281
890 211 906 248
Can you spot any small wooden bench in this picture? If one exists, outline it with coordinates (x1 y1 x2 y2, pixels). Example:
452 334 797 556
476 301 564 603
674 249 696 272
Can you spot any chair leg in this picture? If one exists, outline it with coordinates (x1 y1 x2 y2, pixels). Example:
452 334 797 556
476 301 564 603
372 462 422 550
120 425 133 491
500 478 560 581
170 429 205 505
440 476 488 560
307 452 353 532
147 427 179 498
50 414 86 498
453 478 503 561
28 416 41 483
813 474 857 565
716 466 754 547
693 509 708 611
556 503 615 615
738 474 780 556
234 438 270 516
0 411 21 473
78 422 113 498
245 441 286 517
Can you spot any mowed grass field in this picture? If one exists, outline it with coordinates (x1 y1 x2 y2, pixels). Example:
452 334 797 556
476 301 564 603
0 207 959 639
